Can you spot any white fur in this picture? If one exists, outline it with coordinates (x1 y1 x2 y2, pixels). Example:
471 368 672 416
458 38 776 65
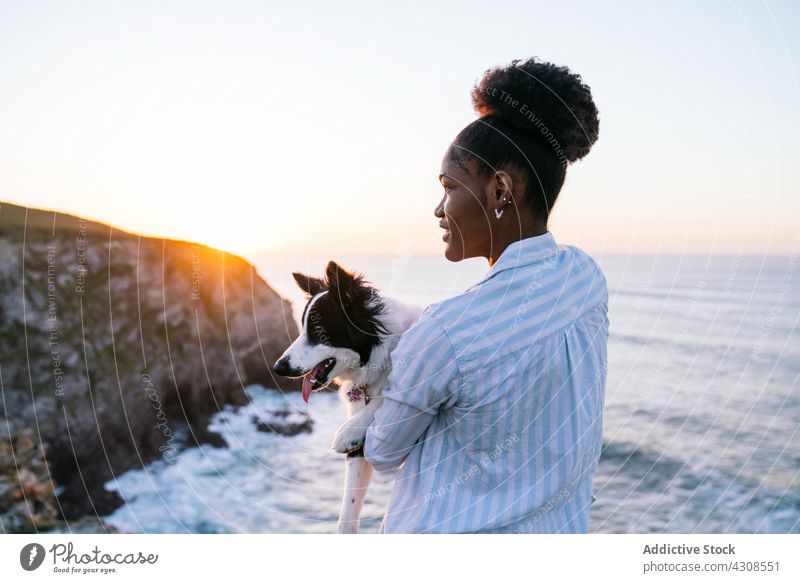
336 448 373 534
277 293 423 533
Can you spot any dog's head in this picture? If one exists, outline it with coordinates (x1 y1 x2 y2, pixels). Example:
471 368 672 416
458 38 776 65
272 261 389 402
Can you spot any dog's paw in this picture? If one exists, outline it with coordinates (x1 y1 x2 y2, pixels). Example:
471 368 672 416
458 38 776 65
332 423 367 454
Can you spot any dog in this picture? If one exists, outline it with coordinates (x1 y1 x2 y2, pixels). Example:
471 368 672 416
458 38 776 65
272 261 423 533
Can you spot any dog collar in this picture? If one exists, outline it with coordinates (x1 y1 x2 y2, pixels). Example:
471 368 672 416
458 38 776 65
346 385 370 404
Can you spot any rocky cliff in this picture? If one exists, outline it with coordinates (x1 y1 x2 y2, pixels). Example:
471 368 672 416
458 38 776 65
0 201 299 530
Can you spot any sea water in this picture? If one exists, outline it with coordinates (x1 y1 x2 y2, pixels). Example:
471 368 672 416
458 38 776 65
103 253 799 533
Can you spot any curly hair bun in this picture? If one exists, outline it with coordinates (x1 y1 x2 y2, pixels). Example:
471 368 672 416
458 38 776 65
471 57 599 163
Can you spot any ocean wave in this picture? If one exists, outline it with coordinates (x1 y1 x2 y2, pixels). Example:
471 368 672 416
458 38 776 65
594 441 800 533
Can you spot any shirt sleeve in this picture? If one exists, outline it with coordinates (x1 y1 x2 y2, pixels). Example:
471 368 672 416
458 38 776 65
364 311 462 472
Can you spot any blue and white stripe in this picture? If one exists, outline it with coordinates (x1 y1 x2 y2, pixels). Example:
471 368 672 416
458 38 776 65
364 231 609 533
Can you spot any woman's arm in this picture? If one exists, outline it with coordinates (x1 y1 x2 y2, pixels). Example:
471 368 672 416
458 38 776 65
364 313 462 472
364 398 436 471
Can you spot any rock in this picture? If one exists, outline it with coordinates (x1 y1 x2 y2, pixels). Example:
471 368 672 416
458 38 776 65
254 410 313 436
0 427 123 533
0 428 60 533
0 201 301 524
44 516 125 534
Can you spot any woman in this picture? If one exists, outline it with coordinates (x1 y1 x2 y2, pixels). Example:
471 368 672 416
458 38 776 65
364 57 608 533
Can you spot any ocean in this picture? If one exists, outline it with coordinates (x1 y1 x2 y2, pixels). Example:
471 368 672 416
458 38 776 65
103 253 800 533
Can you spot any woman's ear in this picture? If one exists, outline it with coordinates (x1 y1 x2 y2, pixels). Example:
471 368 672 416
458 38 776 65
486 170 514 214
292 272 326 296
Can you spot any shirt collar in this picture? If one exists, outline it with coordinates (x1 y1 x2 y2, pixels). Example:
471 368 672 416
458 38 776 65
473 231 561 287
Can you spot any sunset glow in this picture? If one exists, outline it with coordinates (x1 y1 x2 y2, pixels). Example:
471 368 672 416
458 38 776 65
1 1 798 258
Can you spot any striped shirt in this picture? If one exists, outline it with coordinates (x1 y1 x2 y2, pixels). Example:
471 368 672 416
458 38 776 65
364 231 609 533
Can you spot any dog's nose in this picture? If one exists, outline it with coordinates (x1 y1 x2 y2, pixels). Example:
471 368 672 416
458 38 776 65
273 357 291 376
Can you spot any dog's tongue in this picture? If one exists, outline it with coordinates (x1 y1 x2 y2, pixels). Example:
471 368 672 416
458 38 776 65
301 374 314 403
301 360 329 403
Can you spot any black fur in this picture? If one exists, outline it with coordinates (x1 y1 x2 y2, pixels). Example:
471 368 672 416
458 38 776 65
346 446 364 459
293 272 326 325
292 261 390 366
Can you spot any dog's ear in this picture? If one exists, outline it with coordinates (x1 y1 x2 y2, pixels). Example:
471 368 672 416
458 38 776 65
292 272 326 296
325 261 360 304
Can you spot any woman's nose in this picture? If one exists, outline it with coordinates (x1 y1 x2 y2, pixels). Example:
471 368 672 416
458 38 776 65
434 197 444 217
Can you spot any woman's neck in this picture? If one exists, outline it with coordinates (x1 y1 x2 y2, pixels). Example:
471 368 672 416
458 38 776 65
488 225 548 267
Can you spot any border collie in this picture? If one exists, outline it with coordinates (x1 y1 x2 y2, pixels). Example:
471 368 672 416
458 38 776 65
272 261 422 533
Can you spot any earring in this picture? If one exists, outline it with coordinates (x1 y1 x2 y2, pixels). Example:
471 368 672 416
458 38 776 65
495 198 508 219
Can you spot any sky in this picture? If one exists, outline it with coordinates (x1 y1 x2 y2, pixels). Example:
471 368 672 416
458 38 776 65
0 0 798 258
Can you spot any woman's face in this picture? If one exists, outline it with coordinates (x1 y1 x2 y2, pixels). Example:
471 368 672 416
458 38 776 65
435 146 493 262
